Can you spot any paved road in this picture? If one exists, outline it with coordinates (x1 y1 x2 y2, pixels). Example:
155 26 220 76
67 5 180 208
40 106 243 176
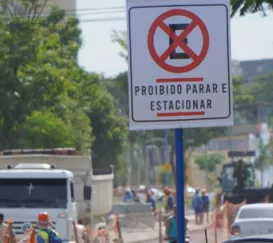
125 229 227 243
191 228 227 243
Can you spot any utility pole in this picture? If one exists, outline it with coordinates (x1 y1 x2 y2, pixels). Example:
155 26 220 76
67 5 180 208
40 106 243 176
204 147 209 190
164 129 169 163
143 145 149 185
164 129 170 186
127 143 133 186
205 159 209 190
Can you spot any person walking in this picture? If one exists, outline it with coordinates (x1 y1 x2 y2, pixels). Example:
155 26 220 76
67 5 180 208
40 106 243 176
131 189 141 203
146 191 156 215
123 188 133 202
36 212 62 243
192 188 203 225
201 189 210 224
0 214 16 243
164 187 175 213
164 205 177 243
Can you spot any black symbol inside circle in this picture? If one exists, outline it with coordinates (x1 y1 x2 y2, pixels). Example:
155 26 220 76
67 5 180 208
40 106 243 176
169 24 190 60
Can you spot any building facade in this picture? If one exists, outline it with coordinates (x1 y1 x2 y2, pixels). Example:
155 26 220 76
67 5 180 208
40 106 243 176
45 0 76 15
0 0 76 16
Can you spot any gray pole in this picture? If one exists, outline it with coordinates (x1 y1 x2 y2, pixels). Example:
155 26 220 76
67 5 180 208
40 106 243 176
205 156 209 190
127 144 133 186
164 129 169 163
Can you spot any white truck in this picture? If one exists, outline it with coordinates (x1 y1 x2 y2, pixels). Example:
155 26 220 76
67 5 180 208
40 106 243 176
0 148 114 241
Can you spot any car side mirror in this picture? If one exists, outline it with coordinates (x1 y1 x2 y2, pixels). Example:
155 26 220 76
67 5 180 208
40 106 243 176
84 185 92 200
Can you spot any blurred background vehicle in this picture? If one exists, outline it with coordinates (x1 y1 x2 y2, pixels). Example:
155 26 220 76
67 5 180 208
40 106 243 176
230 204 273 240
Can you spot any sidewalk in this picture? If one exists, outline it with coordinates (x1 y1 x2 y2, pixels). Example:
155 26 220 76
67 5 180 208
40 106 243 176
121 222 162 243
187 214 211 233
122 215 210 243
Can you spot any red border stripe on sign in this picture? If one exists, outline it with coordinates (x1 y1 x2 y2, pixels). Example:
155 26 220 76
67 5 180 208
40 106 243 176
157 111 205 117
156 77 203 83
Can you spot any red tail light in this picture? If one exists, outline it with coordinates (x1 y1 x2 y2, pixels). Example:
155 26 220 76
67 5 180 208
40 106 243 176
231 224 240 235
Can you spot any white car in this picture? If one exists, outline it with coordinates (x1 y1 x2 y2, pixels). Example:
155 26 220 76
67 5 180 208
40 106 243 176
230 203 273 240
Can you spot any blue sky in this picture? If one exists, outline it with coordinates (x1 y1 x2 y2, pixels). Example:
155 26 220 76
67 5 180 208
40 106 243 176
77 0 273 78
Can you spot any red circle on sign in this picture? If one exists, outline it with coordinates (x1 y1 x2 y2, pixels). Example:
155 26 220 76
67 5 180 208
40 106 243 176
147 9 209 73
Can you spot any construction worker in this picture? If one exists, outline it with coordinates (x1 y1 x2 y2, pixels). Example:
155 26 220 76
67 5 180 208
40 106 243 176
146 191 156 215
164 187 175 213
233 160 248 191
36 212 62 243
164 205 177 243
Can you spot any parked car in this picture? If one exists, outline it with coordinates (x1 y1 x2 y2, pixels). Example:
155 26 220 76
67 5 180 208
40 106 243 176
224 234 273 243
230 203 273 240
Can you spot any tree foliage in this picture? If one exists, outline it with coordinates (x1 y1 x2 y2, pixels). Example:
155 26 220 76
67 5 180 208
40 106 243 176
0 0 128 172
253 72 273 103
230 0 273 17
195 153 225 172
21 111 74 148
233 75 257 106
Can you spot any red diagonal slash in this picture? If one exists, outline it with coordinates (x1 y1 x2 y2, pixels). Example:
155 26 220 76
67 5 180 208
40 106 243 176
158 21 198 62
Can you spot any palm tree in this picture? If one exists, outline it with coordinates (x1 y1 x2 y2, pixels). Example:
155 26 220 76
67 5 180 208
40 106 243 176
231 0 273 17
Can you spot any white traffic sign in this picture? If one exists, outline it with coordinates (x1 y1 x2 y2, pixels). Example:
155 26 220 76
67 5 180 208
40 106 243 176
126 0 233 130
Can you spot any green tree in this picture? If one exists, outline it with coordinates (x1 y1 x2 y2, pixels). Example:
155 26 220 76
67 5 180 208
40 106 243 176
230 0 273 17
195 153 224 172
77 73 128 171
253 72 273 103
21 111 74 148
0 7 94 151
233 75 257 106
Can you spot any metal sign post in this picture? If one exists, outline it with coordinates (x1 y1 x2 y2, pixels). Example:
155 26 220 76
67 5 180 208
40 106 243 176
176 128 185 243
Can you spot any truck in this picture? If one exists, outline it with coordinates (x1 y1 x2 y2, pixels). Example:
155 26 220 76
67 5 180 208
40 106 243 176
0 148 114 241
217 150 273 228
218 150 273 204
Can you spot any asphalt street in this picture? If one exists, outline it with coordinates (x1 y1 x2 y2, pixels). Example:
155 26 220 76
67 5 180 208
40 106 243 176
191 228 227 243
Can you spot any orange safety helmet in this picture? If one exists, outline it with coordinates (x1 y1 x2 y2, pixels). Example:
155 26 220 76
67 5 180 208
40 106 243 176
38 212 49 221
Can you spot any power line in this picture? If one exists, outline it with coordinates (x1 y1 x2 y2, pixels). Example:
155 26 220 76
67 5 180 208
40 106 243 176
76 6 125 13
41 6 126 15
0 5 127 23
80 17 126 23
33 8 126 18
73 10 125 17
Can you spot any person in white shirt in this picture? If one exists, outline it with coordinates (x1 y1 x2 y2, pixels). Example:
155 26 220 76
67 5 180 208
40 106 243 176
75 224 87 243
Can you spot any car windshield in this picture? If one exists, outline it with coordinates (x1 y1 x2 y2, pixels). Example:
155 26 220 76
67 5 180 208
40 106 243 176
239 208 273 219
0 178 67 208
